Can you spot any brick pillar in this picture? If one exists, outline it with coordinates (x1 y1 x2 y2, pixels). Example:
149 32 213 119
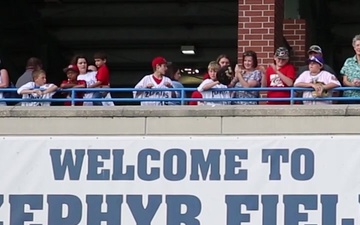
283 19 308 70
238 0 284 66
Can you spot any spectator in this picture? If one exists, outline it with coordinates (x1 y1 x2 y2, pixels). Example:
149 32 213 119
262 47 296 105
165 63 184 105
297 45 336 78
0 59 10 106
294 55 340 105
16 57 42 88
60 65 86 106
88 65 97 72
71 55 96 106
88 52 110 106
216 54 231 67
230 50 262 105
340 34 360 104
17 69 58 106
133 56 173 106
197 61 230 106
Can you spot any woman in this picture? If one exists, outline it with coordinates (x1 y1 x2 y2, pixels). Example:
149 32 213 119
70 55 96 106
262 47 295 105
230 50 262 105
216 54 231 67
165 63 184 105
341 34 360 104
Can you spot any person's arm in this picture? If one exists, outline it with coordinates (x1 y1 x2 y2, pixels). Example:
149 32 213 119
275 68 294 86
236 72 260 88
261 68 267 87
133 77 150 98
42 84 58 95
0 69 9 88
60 80 76 89
343 75 355 87
198 80 220 91
88 81 102 88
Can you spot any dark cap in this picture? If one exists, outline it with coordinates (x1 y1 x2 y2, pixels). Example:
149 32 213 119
275 47 289 59
63 64 80 73
308 45 322 54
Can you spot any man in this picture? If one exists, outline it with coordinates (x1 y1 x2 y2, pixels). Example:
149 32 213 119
16 57 43 88
297 45 337 78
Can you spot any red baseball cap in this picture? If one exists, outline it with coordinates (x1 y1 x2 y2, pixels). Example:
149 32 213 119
63 64 79 73
152 56 167 68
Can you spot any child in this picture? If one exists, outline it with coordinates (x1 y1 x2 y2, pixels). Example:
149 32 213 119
60 64 86 106
197 61 230 105
294 55 341 105
262 47 296 104
133 56 173 106
88 52 110 105
17 69 58 106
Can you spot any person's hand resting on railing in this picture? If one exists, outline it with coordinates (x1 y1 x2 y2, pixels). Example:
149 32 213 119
146 83 154 88
311 83 325 97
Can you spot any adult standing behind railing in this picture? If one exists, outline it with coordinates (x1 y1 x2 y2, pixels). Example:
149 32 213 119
229 50 261 105
261 47 296 105
0 59 10 106
133 56 173 106
165 62 184 105
340 34 360 104
15 57 42 88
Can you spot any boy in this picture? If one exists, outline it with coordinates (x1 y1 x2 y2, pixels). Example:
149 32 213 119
133 56 173 106
197 61 230 105
294 55 341 105
17 69 58 106
60 64 86 106
89 52 110 105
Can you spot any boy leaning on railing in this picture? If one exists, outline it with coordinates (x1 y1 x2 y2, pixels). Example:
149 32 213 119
17 69 58 106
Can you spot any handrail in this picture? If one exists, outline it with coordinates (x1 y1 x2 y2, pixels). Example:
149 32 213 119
2 87 360 104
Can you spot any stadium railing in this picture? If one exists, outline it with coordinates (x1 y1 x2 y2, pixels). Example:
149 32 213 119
0 87 359 105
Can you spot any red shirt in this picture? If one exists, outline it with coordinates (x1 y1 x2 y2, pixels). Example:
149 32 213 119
189 91 203 105
96 64 110 86
61 80 86 106
265 63 295 105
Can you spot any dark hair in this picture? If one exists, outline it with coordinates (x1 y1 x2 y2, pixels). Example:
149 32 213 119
26 57 42 70
216 54 231 64
242 50 258 68
165 63 180 81
70 54 88 65
94 52 107 60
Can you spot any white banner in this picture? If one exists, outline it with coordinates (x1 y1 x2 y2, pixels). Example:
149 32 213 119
0 136 359 225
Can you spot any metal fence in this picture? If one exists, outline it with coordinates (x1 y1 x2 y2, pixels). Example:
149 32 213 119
2 87 360 105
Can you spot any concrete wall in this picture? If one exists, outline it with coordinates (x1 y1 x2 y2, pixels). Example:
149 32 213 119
1 105 360 135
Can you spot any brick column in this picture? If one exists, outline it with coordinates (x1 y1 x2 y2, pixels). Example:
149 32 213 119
238 0 284 66
283 19 308 70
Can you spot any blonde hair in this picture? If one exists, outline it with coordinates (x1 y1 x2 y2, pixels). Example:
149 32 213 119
32 69 46 80
208 61 220 71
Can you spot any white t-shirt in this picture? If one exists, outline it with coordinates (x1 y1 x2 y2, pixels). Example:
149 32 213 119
133 74 173 106
77 71 114 106
197 79 230 105
17 82 56 106
294 70 341 105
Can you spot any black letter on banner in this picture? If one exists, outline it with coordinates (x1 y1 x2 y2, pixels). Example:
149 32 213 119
87 195 122 225
127 195 161 225
190 149 221 180
48 195 82 225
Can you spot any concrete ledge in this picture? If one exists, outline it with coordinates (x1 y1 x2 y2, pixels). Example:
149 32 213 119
0 105 359 117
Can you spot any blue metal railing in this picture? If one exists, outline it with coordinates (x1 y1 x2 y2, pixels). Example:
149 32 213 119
2 87 360 105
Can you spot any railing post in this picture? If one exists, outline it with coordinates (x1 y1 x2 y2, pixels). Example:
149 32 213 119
71 89 75 106
180 89 185 105
290 88 294 105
